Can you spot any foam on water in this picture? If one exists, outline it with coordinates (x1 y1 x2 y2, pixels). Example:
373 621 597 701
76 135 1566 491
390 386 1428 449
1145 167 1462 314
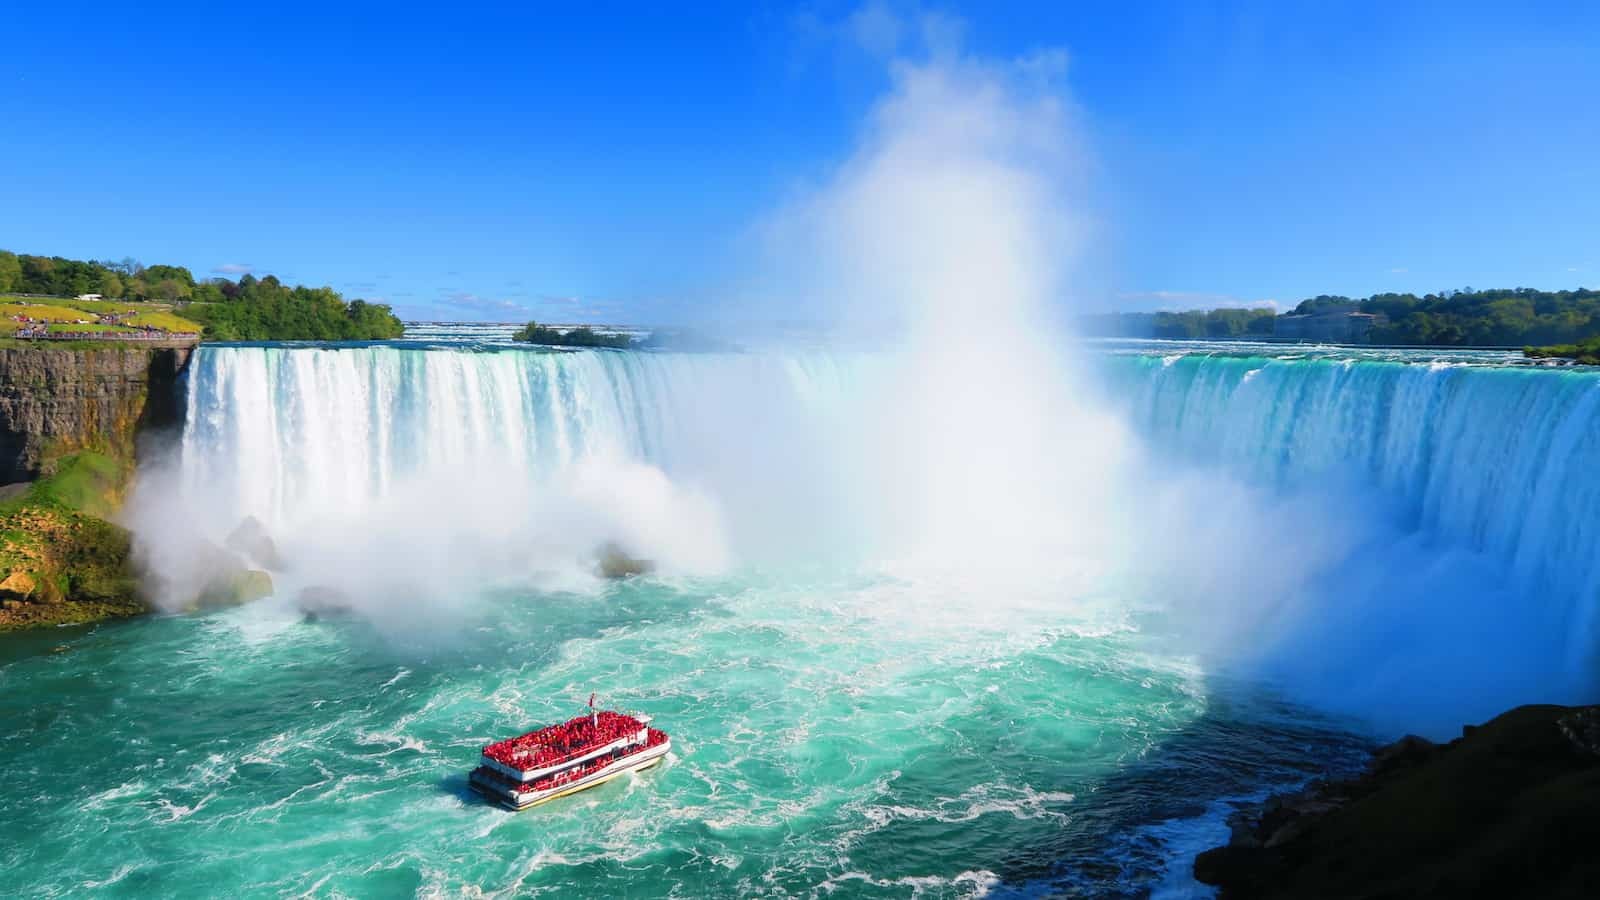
4 340 1598 895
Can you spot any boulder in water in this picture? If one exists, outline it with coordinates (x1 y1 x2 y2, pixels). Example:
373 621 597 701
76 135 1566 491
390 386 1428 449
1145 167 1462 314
595 542 655 579
197 567 275 609
225 516 285 571
296 585 355 622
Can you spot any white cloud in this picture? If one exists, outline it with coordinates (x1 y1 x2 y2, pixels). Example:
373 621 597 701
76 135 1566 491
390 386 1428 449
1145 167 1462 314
845 1 903 56
212 262 253 275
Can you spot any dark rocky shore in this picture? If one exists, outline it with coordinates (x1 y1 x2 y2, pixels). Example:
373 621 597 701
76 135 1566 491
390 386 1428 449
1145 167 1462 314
1194 704 1600 899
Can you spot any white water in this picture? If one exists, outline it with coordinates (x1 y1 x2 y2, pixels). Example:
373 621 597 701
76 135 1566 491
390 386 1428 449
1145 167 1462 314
1106 351 1600 729
143 342 1600 735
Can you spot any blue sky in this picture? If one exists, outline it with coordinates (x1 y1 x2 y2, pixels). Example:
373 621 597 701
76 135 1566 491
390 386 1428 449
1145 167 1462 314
3 1 1597 322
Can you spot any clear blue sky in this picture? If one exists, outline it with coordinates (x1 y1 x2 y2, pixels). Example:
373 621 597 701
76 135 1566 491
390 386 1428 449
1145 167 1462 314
3 1 1597 321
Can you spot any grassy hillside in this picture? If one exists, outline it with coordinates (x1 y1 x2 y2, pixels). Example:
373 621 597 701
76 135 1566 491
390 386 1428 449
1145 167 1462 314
0 451 143 631
0 250 404 340
0 295 202 337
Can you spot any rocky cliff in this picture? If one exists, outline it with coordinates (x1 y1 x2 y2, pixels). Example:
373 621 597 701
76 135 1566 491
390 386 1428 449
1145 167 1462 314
0 344 192 484
1194 704 1600 899
0 344 193 631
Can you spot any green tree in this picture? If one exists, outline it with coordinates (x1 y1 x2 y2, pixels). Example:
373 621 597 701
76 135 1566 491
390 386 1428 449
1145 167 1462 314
153 278 185 301
98 271 125 299
142 264 195 289
0 251 19 293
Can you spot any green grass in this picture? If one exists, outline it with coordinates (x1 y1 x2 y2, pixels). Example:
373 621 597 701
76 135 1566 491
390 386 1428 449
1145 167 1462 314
39 323 138 334
0 451 126 519
125 310 201 333
0 301 95 322
0 295 202 338
0 451 141 628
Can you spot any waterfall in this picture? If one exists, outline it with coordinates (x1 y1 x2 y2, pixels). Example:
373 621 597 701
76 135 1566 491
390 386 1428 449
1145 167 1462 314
164 343 1600 721
180 345 856 529
1110 354 1600 635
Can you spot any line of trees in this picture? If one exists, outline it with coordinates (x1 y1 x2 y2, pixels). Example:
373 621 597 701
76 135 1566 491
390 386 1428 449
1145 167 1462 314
1079 308 1277 340
184 275 405 341
1082 287 1600 347
0 250 404 340
1525 335 1600 365
1290 288 1600 346
512 321 635 348
0 251 197 302
513 322 738 352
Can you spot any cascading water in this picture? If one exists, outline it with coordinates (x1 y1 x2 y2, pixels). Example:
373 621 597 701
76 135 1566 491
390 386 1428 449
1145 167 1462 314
165 340 1600 728
144 344 871 615
1118 353 1600 613
6 338 1597 898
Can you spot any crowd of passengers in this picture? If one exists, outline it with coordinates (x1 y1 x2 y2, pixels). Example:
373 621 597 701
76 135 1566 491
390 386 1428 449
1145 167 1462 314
483 712 644 768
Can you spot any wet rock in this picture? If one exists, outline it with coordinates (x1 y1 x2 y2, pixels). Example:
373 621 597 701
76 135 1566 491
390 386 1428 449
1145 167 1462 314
595 542 655 579
1368 733 1437 776
1194 704 1600 899
296 585 355 622
1558 707 1600 757
0 570 38 603
197 567 274 608
225 516 285 571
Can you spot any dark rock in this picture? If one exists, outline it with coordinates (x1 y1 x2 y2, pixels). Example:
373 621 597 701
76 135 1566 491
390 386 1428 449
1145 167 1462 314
1557 708 1600 757
1195 704 1600 899
1368 733 1437 776
595 542 655 579
296 585 355 622
1194 845 1282 896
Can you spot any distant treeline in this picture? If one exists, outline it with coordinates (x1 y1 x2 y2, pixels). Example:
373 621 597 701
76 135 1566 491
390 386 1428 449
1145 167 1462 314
0 250 404 341
1079 308 1277 340
1084 287 1600 347
513 321 736 352
513 321 635 348
1525 335 1600 365
1292 288 1600 346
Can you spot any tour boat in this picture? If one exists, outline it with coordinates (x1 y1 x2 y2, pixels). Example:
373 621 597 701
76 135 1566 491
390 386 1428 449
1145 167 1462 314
469 698 670 811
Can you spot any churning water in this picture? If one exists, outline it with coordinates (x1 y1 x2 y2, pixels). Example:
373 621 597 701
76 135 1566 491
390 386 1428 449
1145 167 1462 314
2 338 1595 897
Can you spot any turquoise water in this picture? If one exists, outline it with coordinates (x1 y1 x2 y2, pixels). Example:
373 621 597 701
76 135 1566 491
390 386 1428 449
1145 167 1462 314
0 573 1365 897
5 337 1595 897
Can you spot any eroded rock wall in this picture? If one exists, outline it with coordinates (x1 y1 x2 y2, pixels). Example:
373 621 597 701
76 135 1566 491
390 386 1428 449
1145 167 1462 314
0 345 192 483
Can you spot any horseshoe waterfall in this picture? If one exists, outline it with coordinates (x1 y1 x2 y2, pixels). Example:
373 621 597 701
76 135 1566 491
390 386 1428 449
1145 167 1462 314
3 340 1596 897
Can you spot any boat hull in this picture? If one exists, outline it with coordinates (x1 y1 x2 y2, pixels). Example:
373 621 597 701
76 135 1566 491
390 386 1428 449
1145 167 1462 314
470 739 670 811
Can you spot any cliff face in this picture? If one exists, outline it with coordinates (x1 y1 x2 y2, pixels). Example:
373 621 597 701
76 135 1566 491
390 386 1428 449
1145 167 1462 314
0 345 193 631
1194 704 1600 899
0 345 192 483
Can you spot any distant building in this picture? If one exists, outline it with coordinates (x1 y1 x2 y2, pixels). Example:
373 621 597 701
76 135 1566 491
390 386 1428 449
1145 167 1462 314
76 293 103 301
1274 310 1386 343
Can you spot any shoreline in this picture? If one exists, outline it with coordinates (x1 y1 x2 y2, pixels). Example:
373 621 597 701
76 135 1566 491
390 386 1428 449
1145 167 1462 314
1193 704 1600 898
